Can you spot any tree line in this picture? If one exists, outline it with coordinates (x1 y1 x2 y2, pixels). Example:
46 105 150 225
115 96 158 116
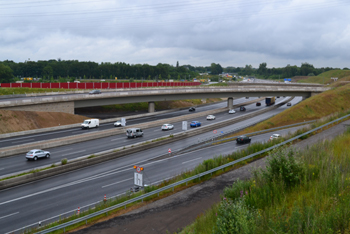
0 59 346 83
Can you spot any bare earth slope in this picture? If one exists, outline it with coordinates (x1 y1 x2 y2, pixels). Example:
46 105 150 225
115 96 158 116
71 119 350 234
0 109 87 134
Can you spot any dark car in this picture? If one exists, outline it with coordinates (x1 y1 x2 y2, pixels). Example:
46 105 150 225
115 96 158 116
240 106 246 111
89 90 101 95
236 135 251 144
287 102 292 106
189 107 196 112
256 102 261 106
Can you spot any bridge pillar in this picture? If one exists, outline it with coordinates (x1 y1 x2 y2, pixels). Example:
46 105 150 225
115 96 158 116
148 102 155 113
227 97 233 109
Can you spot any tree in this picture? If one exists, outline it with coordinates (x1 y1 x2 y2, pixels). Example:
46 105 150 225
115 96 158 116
0 64 13 83
176 61 179 68
42 65 53 78
210 63 223 75
258 63 267 76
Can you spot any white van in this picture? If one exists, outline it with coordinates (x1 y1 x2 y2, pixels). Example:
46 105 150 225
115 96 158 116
126 128 143 138
81 119 99 129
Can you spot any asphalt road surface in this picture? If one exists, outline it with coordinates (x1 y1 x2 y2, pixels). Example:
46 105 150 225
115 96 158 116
0 97 301 233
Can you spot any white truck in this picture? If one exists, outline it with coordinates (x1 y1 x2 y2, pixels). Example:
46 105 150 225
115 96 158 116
81 119 99 129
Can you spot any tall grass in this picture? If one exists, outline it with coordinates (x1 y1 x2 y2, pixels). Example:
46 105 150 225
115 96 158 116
181 128 350 233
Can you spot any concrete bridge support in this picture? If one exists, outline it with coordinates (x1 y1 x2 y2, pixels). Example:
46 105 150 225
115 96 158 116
302 92 318 101
148 101 155 113
227 97 233 109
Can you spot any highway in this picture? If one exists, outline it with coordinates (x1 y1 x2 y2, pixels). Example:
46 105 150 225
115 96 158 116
0 97 256 149
0 97 302 233
0 98 264 177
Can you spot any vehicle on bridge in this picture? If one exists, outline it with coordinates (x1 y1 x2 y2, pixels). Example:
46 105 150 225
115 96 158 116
89 90 102 95
26 149 50 161
81 119 99 129
265 97 276 106
190 121 201 127
126 128 143 138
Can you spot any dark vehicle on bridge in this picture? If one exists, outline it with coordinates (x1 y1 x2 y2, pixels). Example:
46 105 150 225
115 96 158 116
189 107 196 112
236 135 251 144
256 102 261 106
89 90 102 95
240 106 246 111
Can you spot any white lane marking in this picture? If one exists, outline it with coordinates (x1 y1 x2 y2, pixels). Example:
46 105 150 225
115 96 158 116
182 157 202 164
154 129 159 132
11 138 34 144
62 150 86 156
52 148 73 153
110 137 125 142
102 177 133 188
0 128 80 143
0 212 19 220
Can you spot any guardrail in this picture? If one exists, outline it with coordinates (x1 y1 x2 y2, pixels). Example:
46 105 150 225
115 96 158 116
26 113 350 234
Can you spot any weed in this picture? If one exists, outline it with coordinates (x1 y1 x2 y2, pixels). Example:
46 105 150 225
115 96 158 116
61 158 68 165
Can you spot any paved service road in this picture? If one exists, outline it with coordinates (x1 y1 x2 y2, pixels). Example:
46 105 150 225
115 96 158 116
0 97 255 149
0 97 302 233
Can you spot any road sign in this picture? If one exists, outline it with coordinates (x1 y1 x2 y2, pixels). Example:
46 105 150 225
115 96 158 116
182 121 187 131
221 131 224 134
121 118 126 126
136 167 141 173
168 148 171 153
213 130 217 134
134 172 143 187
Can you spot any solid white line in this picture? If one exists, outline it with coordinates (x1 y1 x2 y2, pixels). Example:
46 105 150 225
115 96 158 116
0 212 19 220
62 150 86 156
102 177 133 188
110 137 125 142
52 148 73 153
11 138 34 144
182 157 202 164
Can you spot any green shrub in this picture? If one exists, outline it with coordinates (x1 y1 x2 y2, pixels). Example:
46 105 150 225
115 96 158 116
61 158 68 165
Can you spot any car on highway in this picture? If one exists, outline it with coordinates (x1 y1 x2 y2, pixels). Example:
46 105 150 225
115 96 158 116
89 90 102 95
240 106 246 111
126 128 143 138
161 124 174 130
287 102 292 106
236 135 251 144
246 97 249 99
228 109 236 114
189 107 196 112
26 149 50 161
190 121 201 127
206 115 216 120
269 133 281 141
114 120 122 127
277 96 280 98
256 102 261 106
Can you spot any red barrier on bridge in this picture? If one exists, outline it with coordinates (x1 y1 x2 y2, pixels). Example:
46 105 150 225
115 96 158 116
0 82 201 89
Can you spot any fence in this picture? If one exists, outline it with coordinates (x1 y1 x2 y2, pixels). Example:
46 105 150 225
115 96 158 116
0 82 201 89
27 113 350 234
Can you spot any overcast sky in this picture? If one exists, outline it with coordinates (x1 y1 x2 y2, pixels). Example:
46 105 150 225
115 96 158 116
1 0 349 68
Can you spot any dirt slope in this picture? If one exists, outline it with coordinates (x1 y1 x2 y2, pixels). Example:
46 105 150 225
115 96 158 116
0 109 87 134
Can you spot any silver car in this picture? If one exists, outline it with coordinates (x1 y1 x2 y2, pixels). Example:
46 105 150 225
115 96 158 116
161 124 174 130
26 149 50 161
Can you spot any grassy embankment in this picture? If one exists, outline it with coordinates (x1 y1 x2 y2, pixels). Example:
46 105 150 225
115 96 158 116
297 70 350 85
0 87 76 95
235 83 350 136
181 128 350 233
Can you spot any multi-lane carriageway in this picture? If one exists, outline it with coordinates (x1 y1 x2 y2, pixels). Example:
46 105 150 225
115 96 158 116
0 97 302 233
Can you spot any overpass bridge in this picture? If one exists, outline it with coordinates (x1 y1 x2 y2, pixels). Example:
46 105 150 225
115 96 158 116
0 84 329 114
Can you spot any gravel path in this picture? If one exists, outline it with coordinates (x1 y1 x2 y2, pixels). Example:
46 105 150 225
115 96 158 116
72 120 350 234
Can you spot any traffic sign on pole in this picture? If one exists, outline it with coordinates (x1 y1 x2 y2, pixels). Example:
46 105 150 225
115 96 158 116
168 148 171 153
213 130 217 134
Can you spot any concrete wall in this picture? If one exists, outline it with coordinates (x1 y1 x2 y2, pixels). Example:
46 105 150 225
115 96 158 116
3 101 74 114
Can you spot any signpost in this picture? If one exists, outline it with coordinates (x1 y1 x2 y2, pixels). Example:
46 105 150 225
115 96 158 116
213 130 217 134
121 118 126 127
133 165 144 188
182 121 188 131
168 148 171 154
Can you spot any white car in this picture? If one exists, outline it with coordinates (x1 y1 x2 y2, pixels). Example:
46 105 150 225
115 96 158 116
26 149 50 161
228 109 236 114
161 124 174 130
269 134 281 141
114 121 122 127
206 115 216 120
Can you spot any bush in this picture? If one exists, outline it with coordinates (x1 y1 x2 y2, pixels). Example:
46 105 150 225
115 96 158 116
61 158 68 165
257 148 304 189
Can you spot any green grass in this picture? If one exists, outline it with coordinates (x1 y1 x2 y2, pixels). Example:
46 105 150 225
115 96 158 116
298 70 350 84
0 87 76 95
180 128 350 234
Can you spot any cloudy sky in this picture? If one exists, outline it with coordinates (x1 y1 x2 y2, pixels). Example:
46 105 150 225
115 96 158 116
1 0 349 68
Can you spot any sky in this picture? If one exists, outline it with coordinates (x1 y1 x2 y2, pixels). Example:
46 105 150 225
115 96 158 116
1 0 350 68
